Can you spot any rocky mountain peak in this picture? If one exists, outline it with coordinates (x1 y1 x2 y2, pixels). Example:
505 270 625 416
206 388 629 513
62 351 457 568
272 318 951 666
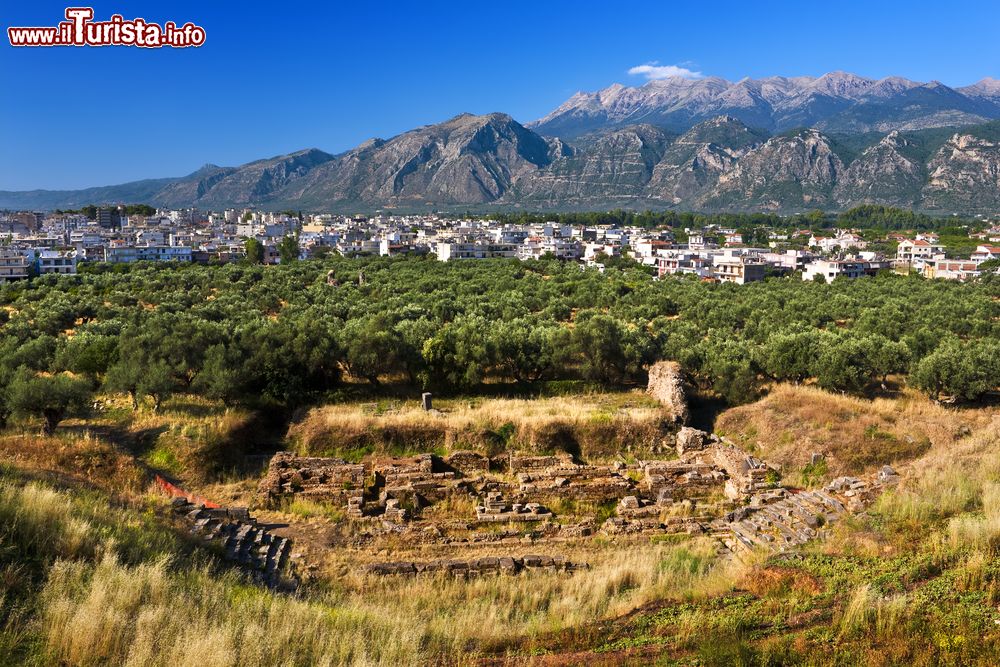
531 71 1000 139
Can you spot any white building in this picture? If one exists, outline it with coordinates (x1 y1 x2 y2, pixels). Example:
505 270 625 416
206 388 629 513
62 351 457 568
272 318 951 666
802 259 868 282
36 249 77 276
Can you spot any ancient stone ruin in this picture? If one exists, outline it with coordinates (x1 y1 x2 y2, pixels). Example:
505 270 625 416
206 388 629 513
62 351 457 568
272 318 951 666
476 491 553 522
717 472 894 556
647 360 690 424
258 451 366 508
256 428 901 573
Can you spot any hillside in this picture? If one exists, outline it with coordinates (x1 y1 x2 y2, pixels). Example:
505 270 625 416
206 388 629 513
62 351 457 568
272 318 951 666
3 384 1000 665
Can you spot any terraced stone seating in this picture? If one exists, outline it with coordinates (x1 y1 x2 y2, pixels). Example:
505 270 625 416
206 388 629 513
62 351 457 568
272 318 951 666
365 554 589 577
720 478 878 555
169 497 293 589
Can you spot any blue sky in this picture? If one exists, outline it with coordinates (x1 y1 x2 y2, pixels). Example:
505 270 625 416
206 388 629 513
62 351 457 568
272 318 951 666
2 0 998 190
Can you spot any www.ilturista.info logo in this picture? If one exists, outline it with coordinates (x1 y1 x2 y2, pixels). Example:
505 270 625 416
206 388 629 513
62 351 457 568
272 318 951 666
8 8 205 48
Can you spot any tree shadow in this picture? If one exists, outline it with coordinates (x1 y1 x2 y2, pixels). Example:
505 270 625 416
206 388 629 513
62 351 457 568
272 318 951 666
64 423 169 458
687 392 730 433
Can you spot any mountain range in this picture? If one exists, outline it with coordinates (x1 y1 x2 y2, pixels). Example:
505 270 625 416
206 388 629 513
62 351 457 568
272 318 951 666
530 71 1000 138
4 72 1000 214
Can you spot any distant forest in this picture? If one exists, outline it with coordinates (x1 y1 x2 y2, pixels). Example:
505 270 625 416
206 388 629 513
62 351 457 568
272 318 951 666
487 205 984 232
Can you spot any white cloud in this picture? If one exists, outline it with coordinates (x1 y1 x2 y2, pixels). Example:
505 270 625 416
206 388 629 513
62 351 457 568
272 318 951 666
628 62 704 80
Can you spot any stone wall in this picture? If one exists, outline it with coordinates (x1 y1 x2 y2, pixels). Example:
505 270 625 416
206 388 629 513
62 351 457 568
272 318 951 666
517 462 636 502
642 460 726 502
257 452 366 507
509 452 575 474
444 450 491 476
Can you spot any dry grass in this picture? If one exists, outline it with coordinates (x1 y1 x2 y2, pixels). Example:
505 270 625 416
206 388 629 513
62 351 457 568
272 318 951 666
876 416 1000 527
289 392 667 460
836 584 910 640
14 385 1000 665
20 474 747 665
0 464 753 666
715 384 995 477
0 429 145 495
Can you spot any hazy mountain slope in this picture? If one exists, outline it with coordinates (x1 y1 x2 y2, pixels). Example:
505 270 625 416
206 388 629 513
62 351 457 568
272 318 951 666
0 177 184 211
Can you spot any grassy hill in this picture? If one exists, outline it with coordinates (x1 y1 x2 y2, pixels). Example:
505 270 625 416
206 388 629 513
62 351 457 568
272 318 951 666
2 385 1000 665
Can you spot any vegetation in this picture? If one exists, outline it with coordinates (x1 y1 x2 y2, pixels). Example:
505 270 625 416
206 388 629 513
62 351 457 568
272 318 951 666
0 464 739 666
53 203 157 218
0 257 996 435
487 205 987 236
2 246 999 665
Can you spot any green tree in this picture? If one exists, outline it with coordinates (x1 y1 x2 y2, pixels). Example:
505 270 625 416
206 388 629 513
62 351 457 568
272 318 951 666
761 330 822 384
341 317 403 386
697 338 761 404
244 238 264 264
813 334 876 394
104 340 179 411
192 344 249 405
912 339 1000 401
573 315 653 385
54 332 118 380
491 319 569 383
9 368 92 434
421 317 494 391
278 236 299 263
868 336 911 387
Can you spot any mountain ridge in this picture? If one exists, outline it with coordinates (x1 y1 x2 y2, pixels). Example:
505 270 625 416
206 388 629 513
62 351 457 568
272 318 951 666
6 96 1000 214
530 71 1000 139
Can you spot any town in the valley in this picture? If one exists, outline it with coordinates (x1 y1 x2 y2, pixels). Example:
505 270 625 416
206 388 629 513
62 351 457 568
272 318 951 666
2 205 999 282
